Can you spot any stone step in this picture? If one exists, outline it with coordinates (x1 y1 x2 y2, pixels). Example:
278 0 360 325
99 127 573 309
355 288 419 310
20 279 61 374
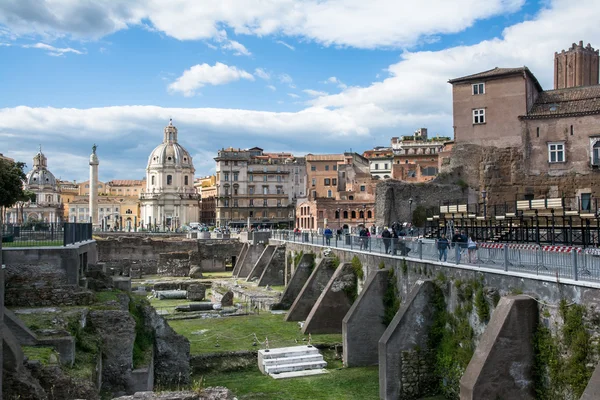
263 354 324 366
264 360 327 374
259 345 319 360
269 368 329 379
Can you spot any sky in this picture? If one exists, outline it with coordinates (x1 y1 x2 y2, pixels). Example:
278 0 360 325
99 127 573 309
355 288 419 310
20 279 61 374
0 0 599 182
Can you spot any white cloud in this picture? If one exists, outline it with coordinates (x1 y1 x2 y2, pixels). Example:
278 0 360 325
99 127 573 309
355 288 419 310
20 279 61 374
267 85 277 91
254 68 271 80
221 39 251 56
303 89 328 97
287 93 300 98
168 62 254 97
22 42 84 56
0 0 526 49
279 73 293 84
324 76 348 89
276 40 295 50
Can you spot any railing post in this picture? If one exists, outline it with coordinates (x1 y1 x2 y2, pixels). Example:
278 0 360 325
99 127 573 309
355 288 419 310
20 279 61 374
455 245 460 265
503 244 509 272
350 236 353 251
572 250 578 281
63 222 67 246
418 240 423 260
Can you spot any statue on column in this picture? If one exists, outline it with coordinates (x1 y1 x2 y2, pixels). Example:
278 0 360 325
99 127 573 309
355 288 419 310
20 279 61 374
92 144 97 154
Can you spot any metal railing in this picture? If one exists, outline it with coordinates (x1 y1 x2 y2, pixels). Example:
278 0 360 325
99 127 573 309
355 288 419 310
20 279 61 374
1 223 92 247
271 230 600 284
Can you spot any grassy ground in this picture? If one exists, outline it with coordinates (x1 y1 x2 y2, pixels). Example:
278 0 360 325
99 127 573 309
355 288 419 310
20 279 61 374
169 313 342 355
200 366 379 400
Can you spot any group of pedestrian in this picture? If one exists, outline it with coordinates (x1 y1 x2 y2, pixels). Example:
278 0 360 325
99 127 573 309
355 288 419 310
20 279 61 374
437 229 478 263
380 223 410 256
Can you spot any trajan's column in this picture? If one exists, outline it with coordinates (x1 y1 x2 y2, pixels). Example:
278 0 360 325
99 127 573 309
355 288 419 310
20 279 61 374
89 144 99 226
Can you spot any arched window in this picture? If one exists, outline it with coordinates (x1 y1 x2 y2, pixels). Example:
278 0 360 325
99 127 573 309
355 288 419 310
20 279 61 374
343 210 348 219
593 141 600 165
351 211 356 219
359 210 364 219
167 175 172 185
184 176 189 185
367 210 372 219
151 176 155 185
169 132 173 140
335 210 340 219
327 190 332 198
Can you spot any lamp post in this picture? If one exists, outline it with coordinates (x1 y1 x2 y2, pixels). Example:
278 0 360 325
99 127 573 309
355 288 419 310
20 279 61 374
482 189 487 241
409 198 413 226
362 204 366 227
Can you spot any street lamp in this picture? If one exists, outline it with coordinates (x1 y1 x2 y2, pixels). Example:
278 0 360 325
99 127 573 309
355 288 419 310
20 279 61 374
481 189 487 219
409 198 413 226
362 204 366 227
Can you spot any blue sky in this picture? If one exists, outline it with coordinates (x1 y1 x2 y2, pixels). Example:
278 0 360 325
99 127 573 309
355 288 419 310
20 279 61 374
0 0 598 182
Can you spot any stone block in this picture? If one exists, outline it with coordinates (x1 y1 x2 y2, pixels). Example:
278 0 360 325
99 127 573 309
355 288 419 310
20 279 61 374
188 266 203 279
302 262 356 334
112 276 132 292
221 291 234 306
460 295 538 400
186 284 206 301
343 269 389 367
130 268 142 279
286 257 337 322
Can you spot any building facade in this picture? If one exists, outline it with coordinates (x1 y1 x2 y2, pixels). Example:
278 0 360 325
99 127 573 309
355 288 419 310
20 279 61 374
214 147 306 228
140 120 199 229
298 152 375 232
196 175 217 226
363 147 393 180
449 40 600 203
390 129 446 182
68 196 139 229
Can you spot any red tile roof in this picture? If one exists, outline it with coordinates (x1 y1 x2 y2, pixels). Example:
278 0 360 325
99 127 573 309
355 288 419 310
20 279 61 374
524 85 600 118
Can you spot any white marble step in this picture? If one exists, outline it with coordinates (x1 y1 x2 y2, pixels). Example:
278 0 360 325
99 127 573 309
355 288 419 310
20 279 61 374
265 360 327 374
263 354 324 367
259 345 319 360
269 368 329 379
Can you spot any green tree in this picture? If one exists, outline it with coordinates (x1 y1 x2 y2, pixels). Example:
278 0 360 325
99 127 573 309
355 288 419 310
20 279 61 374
16 189 36 224
412 205 428 227
0 158 27 264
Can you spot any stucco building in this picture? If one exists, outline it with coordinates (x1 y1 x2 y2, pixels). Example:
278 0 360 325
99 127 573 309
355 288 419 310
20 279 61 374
298 152 376 232
196 175 217 226
363 147 393 180
214 147 306 228
140 120 199 229
390 129 447 182
448 40 600 204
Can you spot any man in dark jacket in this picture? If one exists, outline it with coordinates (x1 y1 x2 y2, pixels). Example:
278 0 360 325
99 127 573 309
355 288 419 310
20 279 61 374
451 229 466 262
382 227 392 254
438 233 449 262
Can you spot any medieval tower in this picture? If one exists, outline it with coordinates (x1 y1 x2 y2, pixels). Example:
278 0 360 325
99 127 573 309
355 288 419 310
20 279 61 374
554 41 599 89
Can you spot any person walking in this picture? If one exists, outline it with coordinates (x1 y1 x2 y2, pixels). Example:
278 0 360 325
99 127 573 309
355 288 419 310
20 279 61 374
359 226 368 250
438 233 449 262
467 235 477 263
382 227 392 254
451 229 464 263
324 226 333 246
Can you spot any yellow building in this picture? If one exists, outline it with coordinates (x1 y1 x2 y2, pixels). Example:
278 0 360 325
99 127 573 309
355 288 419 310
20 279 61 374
67 195 141 230
195 175 217 225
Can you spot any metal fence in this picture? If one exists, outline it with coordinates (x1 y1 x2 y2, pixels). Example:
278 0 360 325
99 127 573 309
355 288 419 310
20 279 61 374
271 230 600 284
1 223 92 247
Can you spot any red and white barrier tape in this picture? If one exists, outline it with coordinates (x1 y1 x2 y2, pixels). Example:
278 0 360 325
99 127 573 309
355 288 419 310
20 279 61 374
541 246 582 253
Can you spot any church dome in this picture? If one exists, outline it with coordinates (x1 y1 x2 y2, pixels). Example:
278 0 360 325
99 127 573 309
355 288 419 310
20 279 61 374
147 119 194 170
26 150 58 188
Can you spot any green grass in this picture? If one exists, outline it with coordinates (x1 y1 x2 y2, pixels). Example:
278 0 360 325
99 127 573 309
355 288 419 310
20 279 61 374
22 346 57 365
202 271 233 279
200 367 379 400
2 240 63 247
169 313 342 355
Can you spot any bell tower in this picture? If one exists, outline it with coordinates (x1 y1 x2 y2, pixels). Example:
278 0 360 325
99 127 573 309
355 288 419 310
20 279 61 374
554 41 599 89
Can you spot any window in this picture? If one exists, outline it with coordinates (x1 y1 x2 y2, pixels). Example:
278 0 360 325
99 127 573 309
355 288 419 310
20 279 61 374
473 109 485 124
234 187 238 195
249 211 254 217
249 175 253 182
263 175 267 182
276 187 282 195
263 199 268 207
360 185 366 192
224 173 229 182
224 187 229 196
277 199 282 207
332 178 337 186
233 199 238 207
581 193 591 211
351 211 356 219
367 210 372 219
349 195 354 200
263 186 268 195
536 127 540 138
324 178 331 185
277 175 282 182
249 199 254 206
100 208 104 212
327 190 332 198
224 199 229 207
359 210 364 219
548 143 565 163
343 211 348 219
233 172 239 181
262 210 267 218
85 184 89 188
312 178 316 186
593 142 600 165
423 167 438 176
472 83 485 95
384 163 388 169
571 125 574 136
151 176 155 185
234 161 238 166
325 165 329 171
224 161 229 166
167 175 173 185
184 176 189 185
311 166 316 171
249 186 255 194
333 165 337 171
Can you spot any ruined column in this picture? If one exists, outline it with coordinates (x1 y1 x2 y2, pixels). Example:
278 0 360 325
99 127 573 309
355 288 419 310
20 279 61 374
89 144 99 226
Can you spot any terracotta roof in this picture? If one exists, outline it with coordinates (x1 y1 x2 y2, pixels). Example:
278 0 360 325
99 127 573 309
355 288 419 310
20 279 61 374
523 85 600 119
107 179 145 186
449 67 543 92
306 154 344 161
